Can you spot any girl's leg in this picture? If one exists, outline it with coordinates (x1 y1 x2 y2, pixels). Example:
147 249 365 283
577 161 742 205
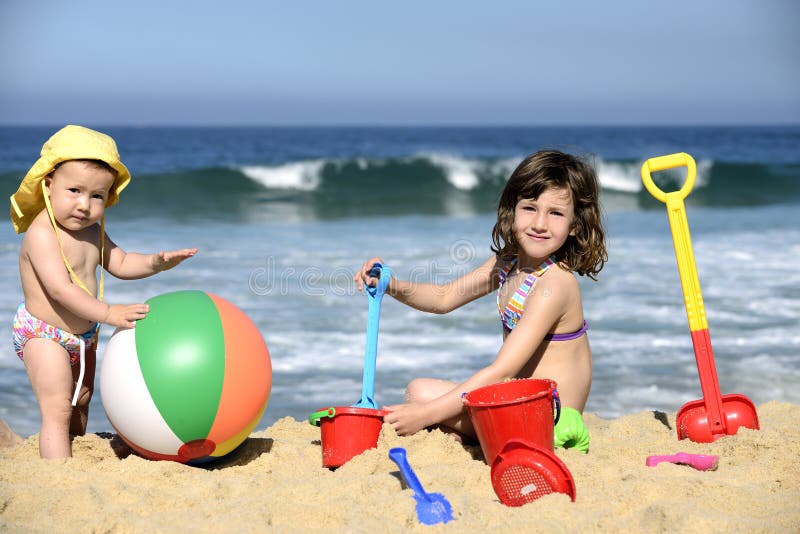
23 339 75 458
69 346 96 436
406 378 475 439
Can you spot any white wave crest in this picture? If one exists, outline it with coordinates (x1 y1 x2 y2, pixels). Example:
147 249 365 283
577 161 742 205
596 159 643 193
694 158 713 187
239 162 324 191
597 157 714 193
425 153 481 190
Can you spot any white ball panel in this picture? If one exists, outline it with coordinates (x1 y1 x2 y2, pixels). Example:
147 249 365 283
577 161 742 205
100 327 184 455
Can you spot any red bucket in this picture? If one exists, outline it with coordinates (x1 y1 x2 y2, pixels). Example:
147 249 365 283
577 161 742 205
308 406 387 468
463 379 560 465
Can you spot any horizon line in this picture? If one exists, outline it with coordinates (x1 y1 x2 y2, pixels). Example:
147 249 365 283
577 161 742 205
1 122 799 129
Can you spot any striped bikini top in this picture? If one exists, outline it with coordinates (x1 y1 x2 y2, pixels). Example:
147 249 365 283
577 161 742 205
496 255 588 341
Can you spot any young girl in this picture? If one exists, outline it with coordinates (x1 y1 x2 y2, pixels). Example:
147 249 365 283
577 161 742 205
354 150 607 452
10 125 197 458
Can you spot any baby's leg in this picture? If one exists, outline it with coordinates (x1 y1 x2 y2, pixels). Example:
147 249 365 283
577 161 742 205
69 346 97 436
23 339 76 458
406 378 475 439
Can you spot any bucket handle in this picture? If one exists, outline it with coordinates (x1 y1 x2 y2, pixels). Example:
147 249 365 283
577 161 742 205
308 407 336 427
552 389 561 426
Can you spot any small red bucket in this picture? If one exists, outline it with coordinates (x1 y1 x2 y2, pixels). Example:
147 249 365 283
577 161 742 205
463 379 560 465
308 406 387 468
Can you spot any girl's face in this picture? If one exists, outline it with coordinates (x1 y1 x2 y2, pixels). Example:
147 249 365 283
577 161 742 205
45 160 114 231
513 186 576 266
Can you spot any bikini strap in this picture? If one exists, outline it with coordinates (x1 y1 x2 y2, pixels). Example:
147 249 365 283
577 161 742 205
497 258 516 286
41 180 105 301
497 255 557 330
544 320 589 341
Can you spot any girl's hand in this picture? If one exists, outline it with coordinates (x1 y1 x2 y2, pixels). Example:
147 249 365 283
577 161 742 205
103 303 150 328
353 257 385 291
382 402 433 436
153 248 198 272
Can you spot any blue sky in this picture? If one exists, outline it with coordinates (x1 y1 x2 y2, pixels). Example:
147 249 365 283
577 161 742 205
1 1 797 126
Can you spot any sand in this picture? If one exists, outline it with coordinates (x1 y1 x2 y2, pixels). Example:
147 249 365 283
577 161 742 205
1 401 798 533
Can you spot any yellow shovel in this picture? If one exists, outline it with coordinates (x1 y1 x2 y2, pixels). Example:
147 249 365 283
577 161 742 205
641 153 759 442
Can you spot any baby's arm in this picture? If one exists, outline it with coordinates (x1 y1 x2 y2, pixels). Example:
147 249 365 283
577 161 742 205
354 256 498 314
23 225 148 327
104 235 197 280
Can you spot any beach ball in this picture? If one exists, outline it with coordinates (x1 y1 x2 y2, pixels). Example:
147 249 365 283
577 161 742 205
100 290 272 463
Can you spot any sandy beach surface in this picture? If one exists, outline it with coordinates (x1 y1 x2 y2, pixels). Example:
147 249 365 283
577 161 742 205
1 401 798 533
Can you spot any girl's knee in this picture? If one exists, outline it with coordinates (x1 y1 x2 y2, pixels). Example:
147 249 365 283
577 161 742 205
405 379 427 403
405 378 452 403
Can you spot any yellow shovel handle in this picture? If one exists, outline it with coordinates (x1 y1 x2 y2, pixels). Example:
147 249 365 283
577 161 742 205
640 152 697 203
640 153 708 332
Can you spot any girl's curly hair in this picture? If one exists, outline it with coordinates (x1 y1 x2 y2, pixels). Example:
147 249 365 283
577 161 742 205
490 150 607 279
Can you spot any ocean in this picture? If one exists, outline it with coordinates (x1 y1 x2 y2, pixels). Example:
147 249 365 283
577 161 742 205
1 126 798 438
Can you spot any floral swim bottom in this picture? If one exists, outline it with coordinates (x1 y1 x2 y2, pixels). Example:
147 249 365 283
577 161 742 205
13 304 97 365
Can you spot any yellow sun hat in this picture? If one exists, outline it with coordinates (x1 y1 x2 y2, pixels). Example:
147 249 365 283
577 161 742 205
9 125 131 233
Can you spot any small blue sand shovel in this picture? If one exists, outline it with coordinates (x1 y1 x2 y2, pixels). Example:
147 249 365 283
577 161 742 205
352 263 391 409
389 447 454 525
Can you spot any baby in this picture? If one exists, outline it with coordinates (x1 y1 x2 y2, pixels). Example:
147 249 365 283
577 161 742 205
10 125 197 458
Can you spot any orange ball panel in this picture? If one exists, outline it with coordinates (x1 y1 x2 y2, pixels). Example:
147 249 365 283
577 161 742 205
205 293 272 445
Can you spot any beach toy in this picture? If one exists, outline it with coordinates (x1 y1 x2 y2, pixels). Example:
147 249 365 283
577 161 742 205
353 263 391 409
308 406 388 468
463 378 560 465
388 447 454 525
491 439 576 506
100 290 272 463
307 263 391 468
553 406 590 453
646 452 719 471
641 153 759 443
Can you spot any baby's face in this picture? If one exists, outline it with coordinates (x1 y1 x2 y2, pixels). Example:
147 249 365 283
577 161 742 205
45 160 115 231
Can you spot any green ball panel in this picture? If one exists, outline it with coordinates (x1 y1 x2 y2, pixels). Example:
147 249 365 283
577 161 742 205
136 290 225 443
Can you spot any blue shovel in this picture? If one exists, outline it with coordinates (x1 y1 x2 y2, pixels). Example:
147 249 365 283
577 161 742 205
389 447 454 525
352 263 391 409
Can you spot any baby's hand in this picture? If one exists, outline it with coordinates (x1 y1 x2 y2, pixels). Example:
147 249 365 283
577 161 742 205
353 257 384 291
103 304 150 329
153 248 198 272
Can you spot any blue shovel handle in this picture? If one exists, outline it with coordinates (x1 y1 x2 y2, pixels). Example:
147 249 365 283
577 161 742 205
389 447 454 525
365 263 391 300
353 263 391 409
389 447 428 499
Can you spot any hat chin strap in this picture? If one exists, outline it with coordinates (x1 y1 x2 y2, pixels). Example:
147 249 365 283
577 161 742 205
41 181 105 300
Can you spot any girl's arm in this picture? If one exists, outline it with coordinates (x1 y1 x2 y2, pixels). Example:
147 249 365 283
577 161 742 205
354 256 500 314
384 271 573 435
104 234 197 280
